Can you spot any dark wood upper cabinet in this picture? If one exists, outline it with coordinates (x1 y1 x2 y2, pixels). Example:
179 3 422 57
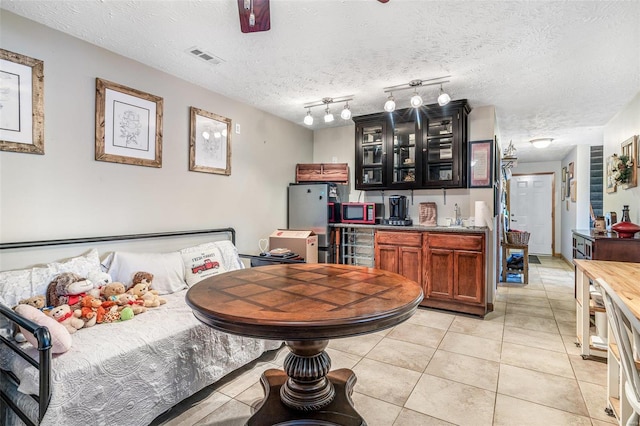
354 100 470 190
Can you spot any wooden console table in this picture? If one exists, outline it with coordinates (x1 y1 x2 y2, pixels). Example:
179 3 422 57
186 263 423 426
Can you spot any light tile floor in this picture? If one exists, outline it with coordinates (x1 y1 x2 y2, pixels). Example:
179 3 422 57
152 257 615 425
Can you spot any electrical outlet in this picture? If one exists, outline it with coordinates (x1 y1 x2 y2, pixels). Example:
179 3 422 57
332 156 338 163
235 123 241 134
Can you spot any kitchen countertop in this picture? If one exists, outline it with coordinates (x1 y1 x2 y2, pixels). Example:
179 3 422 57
573 229 640 240
331 223 488 234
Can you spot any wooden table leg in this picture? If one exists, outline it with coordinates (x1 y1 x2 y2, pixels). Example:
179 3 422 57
247 340 365 426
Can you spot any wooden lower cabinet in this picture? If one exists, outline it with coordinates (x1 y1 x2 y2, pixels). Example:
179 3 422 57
375 231 422 285
375 230 486 316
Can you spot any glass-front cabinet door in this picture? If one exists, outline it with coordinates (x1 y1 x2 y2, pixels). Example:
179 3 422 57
356 120 386 189
422 103 468 188
389 111 420 189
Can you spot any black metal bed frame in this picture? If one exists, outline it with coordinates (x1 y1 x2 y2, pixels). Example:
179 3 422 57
0 227 238 425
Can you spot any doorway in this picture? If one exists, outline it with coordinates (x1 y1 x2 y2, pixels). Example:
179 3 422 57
508 173 555 255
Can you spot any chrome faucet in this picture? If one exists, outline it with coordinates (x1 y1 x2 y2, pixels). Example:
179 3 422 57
454 203 462 226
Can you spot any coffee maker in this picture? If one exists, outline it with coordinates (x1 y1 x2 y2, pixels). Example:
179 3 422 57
383 195 413 226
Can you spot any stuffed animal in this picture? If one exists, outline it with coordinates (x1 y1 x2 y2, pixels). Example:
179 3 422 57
45 304 84 334
118 306 135 322
131 272 161 296
12 295 48 342
101 306 121 323
100 282 127 309
86 271 113 299
18 295 47 310
115 293 147 315
75 295 106 327
127 282 166 308
46 272 94 309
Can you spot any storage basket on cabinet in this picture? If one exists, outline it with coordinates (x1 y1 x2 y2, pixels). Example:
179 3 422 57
506 231 530 245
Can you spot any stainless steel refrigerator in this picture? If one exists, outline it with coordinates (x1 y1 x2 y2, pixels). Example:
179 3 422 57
287 183 348 263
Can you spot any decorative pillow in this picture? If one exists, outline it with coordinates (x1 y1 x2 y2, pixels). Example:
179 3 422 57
15 304 72 354
180 243 228 286
107 251 186 294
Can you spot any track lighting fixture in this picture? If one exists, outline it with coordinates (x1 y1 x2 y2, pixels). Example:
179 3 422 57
437 84 451 106
530 138 553 149
302 96 354 126
383 76 451 110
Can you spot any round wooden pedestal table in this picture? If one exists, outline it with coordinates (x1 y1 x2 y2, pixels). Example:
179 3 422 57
186 263 423 426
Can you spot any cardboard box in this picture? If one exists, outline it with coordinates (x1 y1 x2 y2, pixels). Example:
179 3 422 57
269 229 318 263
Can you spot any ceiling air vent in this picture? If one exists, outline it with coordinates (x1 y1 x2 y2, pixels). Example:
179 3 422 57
186 46 225 65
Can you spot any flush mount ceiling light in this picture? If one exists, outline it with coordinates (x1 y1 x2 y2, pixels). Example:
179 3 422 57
530 138 553 149
302 95 354 126
383 76 451 111
437 84 451 106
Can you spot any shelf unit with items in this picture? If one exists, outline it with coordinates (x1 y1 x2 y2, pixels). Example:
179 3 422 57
339 227 375 267
575 262 608 359
390 111 421 189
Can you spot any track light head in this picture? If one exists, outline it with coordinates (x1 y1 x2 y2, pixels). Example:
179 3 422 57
324 105 334 123
410 91 423 108
304 109 313 126
437 84 451 106
340 103 352 120
384 94 396 112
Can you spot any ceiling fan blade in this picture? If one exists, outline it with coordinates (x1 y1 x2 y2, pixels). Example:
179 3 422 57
237 0 271 33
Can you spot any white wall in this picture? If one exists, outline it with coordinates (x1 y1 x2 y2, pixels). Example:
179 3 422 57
603 92 640 223
0 12 313 255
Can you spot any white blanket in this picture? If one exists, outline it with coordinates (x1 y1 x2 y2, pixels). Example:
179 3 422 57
0 290 281 426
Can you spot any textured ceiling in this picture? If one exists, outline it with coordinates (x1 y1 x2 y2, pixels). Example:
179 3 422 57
2 0 639 162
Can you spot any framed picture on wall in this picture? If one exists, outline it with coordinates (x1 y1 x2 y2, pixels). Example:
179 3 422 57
189 107 232 175
620 135 637 189
568 162 574 179
562 167 567 182
468 140 493 188
95 78 163 168
0 49 44 154
570 180 577 202
561 182 566 201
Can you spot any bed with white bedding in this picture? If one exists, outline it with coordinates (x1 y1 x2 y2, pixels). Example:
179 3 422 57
0 228 282 426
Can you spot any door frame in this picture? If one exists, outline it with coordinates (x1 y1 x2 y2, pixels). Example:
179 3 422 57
507 172 556 256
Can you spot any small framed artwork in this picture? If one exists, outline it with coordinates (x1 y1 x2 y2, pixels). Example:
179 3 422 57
468 140 493 188
568 162 574 179
620 135 637 189
570 180 577 202
189 107 231 175
562 167 567 182
606 154 618 193
95 78 163 168
561 182 566 201
0 49 44 154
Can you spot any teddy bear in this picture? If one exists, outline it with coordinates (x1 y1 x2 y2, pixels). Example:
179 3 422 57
100 282 127 309
75 295 106 327
12 295 48 342
45 304 85 334
46 272 94 310
115 293 147 315
127 282 166 308
131 272 161 295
